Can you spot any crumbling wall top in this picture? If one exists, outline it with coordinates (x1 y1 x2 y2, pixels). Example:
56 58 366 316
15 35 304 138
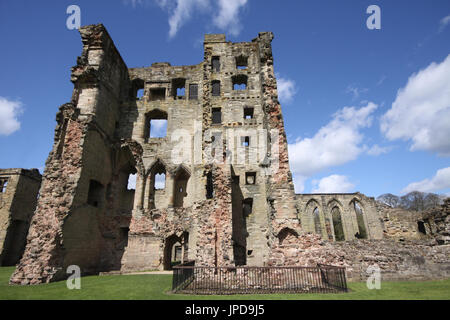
204 34 226 43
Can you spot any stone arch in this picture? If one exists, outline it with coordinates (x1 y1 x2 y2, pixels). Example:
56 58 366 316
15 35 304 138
331 206 345 241
350 198 368 239
277 227 298 245
130 78 144 100
173 165 190 208
327 199 345 241
147 159 167 209
144 109 168 140
305 199 322 236
163 232 189 270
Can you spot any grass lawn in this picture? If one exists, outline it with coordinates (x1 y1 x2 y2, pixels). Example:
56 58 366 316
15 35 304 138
0 267 449 300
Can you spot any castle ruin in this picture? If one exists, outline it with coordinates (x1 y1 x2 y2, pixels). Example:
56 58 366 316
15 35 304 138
5 25 449 285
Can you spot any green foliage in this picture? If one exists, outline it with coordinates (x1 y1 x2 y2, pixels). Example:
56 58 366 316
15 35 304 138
1 267 449 300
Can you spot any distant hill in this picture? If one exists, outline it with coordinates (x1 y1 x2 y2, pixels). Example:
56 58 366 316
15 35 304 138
376 191 447 212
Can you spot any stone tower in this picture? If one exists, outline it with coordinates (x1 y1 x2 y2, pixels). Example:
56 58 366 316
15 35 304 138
10 25 300 284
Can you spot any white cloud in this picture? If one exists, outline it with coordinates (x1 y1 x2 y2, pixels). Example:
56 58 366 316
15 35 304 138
367 144 391 156
401 167 450 194
148 0 248 38
288 102 377 193
346 85 368 100
311 175 355 193
439 14 450 32
277 75 297 103
289 102 377 177
213 0 248 36
380 54 450 156
0 97 23 136
155 0 210 38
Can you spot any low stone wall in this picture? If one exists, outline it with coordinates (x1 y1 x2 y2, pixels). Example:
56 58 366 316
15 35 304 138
333 239 450 281
268 227 450 282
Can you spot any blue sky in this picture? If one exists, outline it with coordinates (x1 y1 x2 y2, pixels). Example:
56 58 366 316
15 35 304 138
1 0 449 197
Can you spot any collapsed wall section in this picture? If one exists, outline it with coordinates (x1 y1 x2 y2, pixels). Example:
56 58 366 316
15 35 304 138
10 24 132 285
0 169 41 266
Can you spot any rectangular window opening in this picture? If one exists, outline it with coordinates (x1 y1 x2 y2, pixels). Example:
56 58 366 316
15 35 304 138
212 108 222 124
212 81 221 96
245 172 256 185
236 56 248 70
212 56 220 72
241 136 250 147
244 107 254 119
172 78 186 98
149 88 166 101
189 84 198 100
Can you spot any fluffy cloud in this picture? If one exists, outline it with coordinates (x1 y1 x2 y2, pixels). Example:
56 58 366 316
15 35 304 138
401 167 450 194
213 0 248 36
380 54 450 156
277 75 297 103
367 144 391 156
0 97 23 136
289 102 377 177
311 175 355 193
150 0 248 38
155 0 210 38
288 102 377 193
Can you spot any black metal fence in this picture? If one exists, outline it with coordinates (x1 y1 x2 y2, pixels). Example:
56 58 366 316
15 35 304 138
172 261 347 295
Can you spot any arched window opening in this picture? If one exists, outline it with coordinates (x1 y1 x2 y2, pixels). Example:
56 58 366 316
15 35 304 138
127 173 136 190
332 207 345 241
154 173 166 190
313 207 321 235
130 79 145 100
232 75 248 90
354 201 368 239
173 166 190 208
163 233 188 270
0 179 8 193
145 109 168 140
149 161 166 209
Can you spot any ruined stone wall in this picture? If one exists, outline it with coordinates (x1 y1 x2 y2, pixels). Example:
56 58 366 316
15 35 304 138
377 203 426 240
121 164 233 271
296 193 384 241
0 169 41 266
10 24 133 284
268 230 450 281
10 24 448 285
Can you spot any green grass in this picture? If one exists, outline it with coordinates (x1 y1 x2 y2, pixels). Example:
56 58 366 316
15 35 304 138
0 267 449 300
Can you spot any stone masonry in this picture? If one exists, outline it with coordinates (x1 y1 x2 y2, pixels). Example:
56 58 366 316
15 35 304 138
8 24 450 285
0 169 41 266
